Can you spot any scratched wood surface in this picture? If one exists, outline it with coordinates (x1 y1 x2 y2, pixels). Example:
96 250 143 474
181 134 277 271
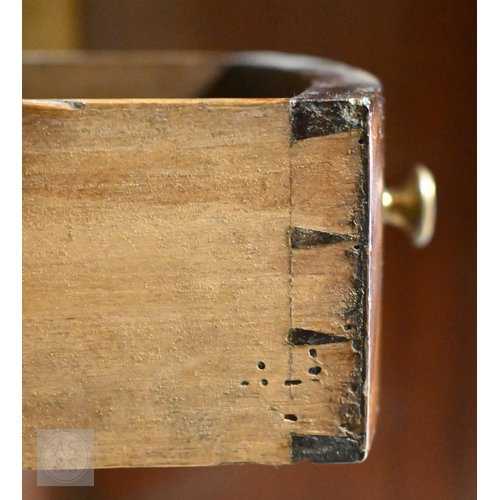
22 98 368 468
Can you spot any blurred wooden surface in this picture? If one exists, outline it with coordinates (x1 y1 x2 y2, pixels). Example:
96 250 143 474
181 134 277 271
22 0 82 49
22 0 476 498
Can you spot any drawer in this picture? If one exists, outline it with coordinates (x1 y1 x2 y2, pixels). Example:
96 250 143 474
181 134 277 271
22 51 435 469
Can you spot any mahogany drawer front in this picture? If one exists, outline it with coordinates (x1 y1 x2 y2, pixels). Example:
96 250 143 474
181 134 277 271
22 51 384 468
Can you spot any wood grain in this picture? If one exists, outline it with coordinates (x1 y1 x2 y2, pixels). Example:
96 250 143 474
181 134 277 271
22 96 370 468
291 132 364 335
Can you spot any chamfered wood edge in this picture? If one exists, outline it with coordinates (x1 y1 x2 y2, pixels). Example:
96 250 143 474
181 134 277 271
365 92 385 453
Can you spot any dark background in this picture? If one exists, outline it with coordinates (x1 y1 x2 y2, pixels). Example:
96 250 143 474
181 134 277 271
23 1 476 498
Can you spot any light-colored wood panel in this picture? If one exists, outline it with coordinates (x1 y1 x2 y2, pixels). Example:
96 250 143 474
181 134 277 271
287 130 366 447
292 243 359 334
23 99 367 468
290 131 364 335
286 343 362 435
23 99 294 468
291 131 363 234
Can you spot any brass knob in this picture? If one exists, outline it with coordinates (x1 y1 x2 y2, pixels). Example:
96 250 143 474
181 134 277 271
382 164 437 247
